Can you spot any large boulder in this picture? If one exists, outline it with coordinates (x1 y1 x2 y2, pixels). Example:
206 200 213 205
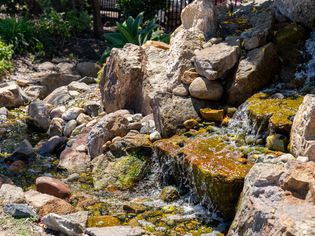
228 161 315 235
226 43 279 106
152 93 213 137
141 46 169 114
0 81 29 108
100 44 144 114
91 154 146 190
241 11 274 50
194 42 240 80
290 95 315 161
87 110 130 158
155 134 254 219
180 0 216 36
274 0 315 28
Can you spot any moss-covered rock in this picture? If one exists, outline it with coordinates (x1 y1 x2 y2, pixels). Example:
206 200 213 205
183 119 198 130
247 92 303 135
92 155 146 190
155 135 254 219
159 186 180 202
200 108 225 122
266 134 288 152
87 215 120 227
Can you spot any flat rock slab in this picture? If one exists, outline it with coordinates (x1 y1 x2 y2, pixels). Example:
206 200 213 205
194 42 240 80
86 226 145 236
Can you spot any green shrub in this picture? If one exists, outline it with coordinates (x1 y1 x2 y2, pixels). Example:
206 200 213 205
0 18 44 55
0 40 13 76
100 12 169 62
38 9 91 46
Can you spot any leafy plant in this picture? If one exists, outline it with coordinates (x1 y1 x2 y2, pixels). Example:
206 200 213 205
0 18 44 55
0 40 14 76
101 12 169 62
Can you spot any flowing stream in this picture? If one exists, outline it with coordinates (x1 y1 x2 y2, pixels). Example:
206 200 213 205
0 30 315 235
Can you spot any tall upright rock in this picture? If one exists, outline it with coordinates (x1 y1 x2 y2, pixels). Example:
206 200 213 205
181 0 217 36
290 94 315 161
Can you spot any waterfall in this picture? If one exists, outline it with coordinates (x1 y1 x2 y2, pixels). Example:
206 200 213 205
296 30 315 89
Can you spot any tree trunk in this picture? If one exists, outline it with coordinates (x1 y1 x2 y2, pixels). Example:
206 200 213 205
91 0 104 38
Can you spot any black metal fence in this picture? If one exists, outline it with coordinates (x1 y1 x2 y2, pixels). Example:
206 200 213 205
99 0 193 32
99 0 121 23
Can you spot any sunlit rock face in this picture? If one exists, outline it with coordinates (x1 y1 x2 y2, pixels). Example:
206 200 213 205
181 0 217 36
228 161 315 236
290 94 315 161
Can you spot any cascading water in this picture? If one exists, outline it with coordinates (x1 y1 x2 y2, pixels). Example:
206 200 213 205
296 30 315 89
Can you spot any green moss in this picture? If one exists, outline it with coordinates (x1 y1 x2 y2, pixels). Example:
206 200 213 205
247 92 303 135
114 156 146 189
87 215 121 227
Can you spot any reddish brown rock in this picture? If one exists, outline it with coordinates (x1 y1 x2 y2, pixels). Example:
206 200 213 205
25 190 75 216
59 126 91 173
38 198 76 216
36 176 71 199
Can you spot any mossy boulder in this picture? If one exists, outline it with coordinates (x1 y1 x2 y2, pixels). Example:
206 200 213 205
92 155 146 190
155 135 254 219
247 92 303 135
